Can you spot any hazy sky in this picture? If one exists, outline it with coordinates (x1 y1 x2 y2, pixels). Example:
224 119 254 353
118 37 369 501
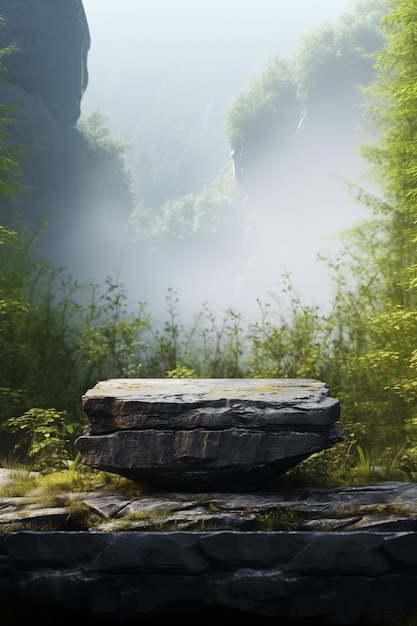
82 0 356 125
79 0 373 322
82 0 355 68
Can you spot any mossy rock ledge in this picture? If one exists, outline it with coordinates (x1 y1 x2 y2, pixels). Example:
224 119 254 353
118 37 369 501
75 378 343 490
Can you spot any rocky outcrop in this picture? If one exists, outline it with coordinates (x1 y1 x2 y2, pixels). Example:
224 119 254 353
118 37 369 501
81 481 417 533
0 0 90 239
0 0 89 126
0 1 136 284
3 470 417 622
1 471 417 534
76 378 343 490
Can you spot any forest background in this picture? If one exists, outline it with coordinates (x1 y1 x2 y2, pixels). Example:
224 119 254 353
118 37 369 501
1 0 417 485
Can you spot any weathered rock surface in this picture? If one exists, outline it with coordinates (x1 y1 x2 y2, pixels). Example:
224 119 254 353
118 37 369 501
86 481 417 533
1 471 417 534
3 528 417 623
2 376 413 623
76 378 343 490
2 470 417 622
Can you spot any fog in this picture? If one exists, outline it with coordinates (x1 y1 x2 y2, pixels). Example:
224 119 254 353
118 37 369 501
79 0 373 324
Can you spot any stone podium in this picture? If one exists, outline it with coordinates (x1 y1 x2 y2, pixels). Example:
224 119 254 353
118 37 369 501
76 378 343 490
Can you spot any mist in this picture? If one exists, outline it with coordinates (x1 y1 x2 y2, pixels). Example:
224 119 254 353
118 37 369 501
78 0 374 325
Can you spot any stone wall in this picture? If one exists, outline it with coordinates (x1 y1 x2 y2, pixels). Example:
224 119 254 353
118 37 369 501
2 529 417 623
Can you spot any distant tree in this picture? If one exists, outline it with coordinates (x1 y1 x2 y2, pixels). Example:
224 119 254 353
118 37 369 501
293 0 385 102
130 163 243 245
225 55 298 154
224 0 386 159
77 110 136 221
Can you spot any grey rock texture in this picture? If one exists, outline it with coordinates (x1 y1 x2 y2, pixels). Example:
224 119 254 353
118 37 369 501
87 481 417 533
2 470 417 622
2 528 417 623
76 378 343 490
1 471 417 534
0 0 90 231
0 0 89 125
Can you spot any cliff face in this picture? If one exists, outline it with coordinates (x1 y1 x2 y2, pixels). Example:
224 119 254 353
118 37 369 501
0 0 89 126
0 0 91 248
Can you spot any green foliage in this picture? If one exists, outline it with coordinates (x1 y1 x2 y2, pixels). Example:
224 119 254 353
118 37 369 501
0 214 156 461
320 0 417 449
0 20 26 202
3 408 75 471
3 0 417 489
76 276 151 380
166 365 196 379
225 55 298 150
255 505 304 531
77 110 136 218
293 0 385 101
141 288 247 378
77 110 131 159
0 465 143 501
130 162 243 246
0 221 78 423
224 0 385 150
240 277 332 380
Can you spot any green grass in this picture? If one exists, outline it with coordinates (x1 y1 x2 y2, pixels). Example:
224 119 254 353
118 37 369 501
0 464 144 499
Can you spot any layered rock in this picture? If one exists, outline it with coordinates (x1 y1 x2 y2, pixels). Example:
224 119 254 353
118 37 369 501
76 378 343 490
2 471 417 534
3 477 417 622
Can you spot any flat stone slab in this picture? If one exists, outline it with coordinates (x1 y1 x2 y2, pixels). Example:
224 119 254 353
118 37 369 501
1 477 417 534
2 475 417 621
89 481 417 533
3 529 417 622
81 378 340 432
76 378 343 490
